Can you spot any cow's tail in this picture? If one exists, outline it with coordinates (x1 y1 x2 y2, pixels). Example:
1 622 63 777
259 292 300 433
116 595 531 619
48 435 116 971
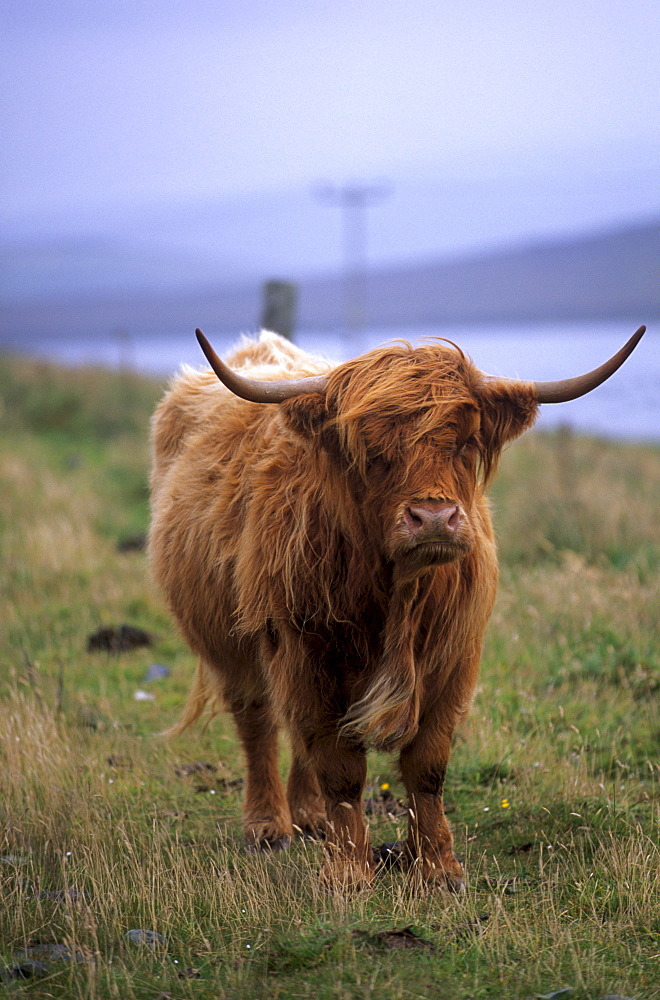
341 665 418 751
161 658 222 738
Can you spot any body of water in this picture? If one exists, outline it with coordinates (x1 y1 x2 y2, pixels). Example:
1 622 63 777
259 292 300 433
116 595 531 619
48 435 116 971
8 319 657 442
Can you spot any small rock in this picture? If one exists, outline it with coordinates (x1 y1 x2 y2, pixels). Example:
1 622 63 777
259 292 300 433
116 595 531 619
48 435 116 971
106 755 132 769
87 624 153 654
134 689 155 701
143 663 170 682
533 990 574 1000
1 960 51 980
352 925 434 951
125 929 166 948
14 942 87 963
1 940 91 981
117 533 146 553
174 761 217 777
373 841 407 870
178 966 202 979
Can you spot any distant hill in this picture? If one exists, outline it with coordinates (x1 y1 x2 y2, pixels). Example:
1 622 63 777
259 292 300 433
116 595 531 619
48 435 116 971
298 216 660 328
1 217 658 344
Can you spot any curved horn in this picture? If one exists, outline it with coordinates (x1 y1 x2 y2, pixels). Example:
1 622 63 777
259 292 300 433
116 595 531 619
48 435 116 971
196 329 329 403
530 325 646 403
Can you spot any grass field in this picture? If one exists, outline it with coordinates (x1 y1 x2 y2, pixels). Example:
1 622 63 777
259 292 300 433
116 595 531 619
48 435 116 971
0 353 658 999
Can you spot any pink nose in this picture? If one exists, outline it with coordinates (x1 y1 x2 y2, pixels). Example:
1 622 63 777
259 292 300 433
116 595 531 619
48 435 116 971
403 501 462 542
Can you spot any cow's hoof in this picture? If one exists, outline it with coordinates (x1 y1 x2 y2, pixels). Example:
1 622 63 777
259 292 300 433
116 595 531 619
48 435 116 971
245 835 291 854
291 813 327 842
298 828 326 842
402 847 466 892
319 861 374 893
290 804 327 839
445 873 466 893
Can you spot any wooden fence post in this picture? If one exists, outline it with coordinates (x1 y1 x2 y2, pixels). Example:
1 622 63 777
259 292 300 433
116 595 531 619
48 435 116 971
261 280 297 341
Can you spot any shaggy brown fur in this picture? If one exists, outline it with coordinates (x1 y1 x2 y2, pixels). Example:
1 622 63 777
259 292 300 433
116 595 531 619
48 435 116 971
149 331 538 889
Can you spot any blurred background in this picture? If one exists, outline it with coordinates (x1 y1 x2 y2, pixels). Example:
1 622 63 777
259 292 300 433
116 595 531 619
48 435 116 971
1 0 658 439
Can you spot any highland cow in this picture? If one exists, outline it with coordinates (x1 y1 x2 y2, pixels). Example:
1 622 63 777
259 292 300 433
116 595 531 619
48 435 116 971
149 325 644 890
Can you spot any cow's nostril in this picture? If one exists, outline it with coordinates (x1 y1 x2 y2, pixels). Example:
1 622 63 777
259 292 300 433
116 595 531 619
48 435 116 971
405 506 424 531
447 505 461 530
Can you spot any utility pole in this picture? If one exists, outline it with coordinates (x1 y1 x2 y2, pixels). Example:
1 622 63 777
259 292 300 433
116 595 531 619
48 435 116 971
313 180 391 334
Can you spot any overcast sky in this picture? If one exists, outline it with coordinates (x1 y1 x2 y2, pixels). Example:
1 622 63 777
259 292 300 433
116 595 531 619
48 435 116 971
2 0 659 283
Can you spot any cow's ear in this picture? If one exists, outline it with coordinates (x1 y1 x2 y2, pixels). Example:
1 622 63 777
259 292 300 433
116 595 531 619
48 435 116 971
477 380 538 477
279 393 331 440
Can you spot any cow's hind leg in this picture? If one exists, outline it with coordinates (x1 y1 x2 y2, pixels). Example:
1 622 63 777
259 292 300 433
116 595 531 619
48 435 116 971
229 696 293 851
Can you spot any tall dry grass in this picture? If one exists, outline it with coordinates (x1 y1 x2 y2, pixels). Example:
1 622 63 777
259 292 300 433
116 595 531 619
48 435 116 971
0 355 658 998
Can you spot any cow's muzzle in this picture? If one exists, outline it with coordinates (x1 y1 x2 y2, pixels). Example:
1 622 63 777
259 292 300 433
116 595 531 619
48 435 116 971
403 500 462 543
396 500 471 567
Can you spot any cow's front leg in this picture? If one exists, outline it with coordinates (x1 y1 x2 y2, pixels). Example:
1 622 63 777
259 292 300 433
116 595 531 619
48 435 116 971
287 733 327 838
399 722 464 891
304 732 372 890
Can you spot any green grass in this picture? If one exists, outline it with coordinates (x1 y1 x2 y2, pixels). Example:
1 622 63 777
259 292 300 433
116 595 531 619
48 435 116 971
1 353 658 999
